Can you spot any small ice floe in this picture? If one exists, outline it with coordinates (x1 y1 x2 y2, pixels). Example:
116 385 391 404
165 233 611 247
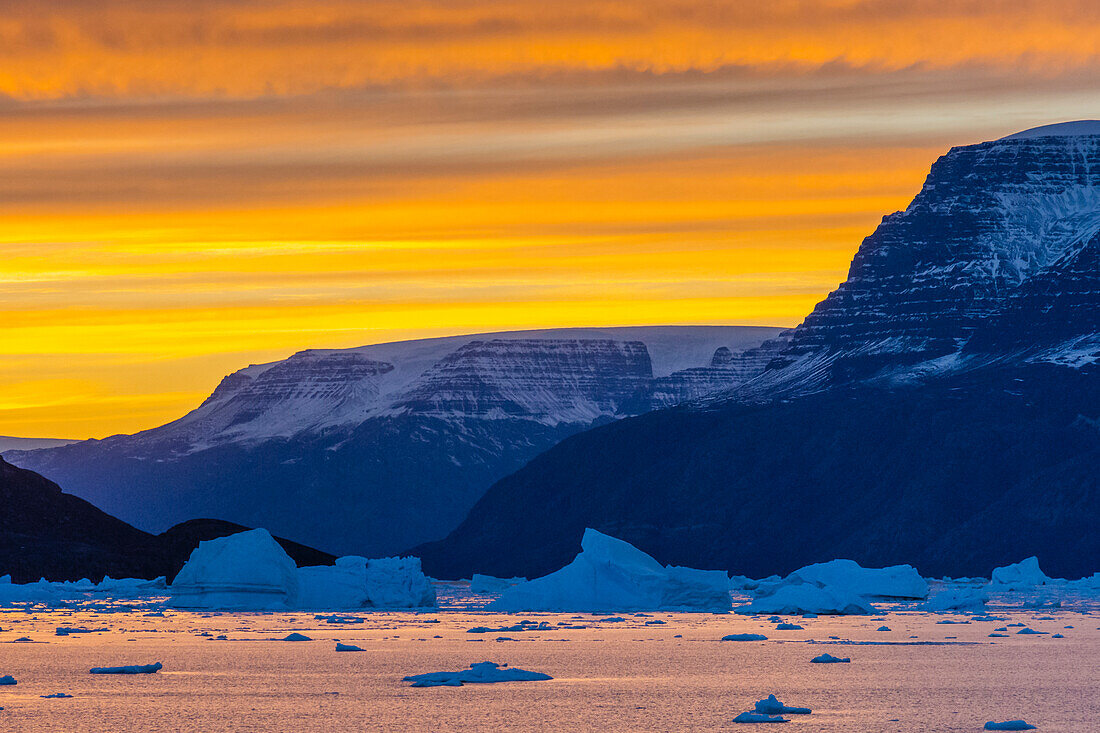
722 634 768 641
754 694 811 715
984 720 1037 730
810 653 850 664
732 711 788 723
467 621 553 634
315 615 365 625
56 627 107 636
335 643 365 652
877 626 891 631
935 619 970 625
40 693 73 699
1052 634 1064 638
645 620 666 625
775 623 803 630
89 662 162 674
1015 628 1045 635
12 637 33 643
989 633 1009 637
143 612 165 617
282 633 312 641
0 675 15 685
403 661 552 687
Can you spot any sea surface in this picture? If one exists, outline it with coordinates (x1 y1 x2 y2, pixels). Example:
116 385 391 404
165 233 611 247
0 584 1096 731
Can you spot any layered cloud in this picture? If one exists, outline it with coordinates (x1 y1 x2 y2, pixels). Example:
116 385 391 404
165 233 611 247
2 1 1098 436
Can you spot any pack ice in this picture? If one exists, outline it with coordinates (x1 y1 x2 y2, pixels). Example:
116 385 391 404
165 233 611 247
170 529 435 610
488 529 731 612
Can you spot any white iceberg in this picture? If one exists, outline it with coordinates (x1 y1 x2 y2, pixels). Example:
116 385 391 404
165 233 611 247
736 584 875 616
470 574 526 594
784 559 928 599
922 587 989 612
298 555 435 609
991 557 1050 589
403 661 552 687
488 529 730 612
170 529 299 610
754 694 811 715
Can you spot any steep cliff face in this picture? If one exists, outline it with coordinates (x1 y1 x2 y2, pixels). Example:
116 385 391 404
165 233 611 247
390 339 653 424
786 126 1100 368
417 124 1100 580
6 326 782 555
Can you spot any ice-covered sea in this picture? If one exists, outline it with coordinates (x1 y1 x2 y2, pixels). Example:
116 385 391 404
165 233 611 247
0 582 1096 731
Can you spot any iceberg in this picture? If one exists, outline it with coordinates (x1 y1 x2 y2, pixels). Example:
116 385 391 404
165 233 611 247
298 555 435 609
783 559 928 599
40 693 73 699
754 694 811 715
922 587 989 612
736 584 874 616
170 529 299 610
89 662 162 674
0 676 15 685
335 643 365 652
470 574 526 594
489 529 731 612
991 557 1050 589
282 633 312 641
722 633 767 641
810 653 849 664
984 721 1036 730
403 661 552 687
732 711 788 723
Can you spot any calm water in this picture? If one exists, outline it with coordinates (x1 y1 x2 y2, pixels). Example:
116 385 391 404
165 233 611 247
0 591 1096 731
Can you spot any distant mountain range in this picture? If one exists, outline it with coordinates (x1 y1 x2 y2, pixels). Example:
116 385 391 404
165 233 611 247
0 437 77 453
416 122 1100 580
5 326 785 557
0 455 333 583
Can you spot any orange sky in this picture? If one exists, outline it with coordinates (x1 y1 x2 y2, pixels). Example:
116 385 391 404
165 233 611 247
2 0 1099 438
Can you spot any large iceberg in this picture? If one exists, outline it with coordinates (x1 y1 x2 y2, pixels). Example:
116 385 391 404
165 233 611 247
784 559 928 599
735 583 875 615
991 557 1050 589
488 529 731 612
170 529 299 610
298 555 434 609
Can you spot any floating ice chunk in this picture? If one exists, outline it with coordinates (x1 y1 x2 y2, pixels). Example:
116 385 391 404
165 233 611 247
170 529 299 610
991 558 1050 589
282 633 312 641
0 676 15 685
733 711 788 723
736 584 875 616
877 626 891 631
784 559 928 599
89 662 162 674
1015 628 1045 635
754 694 811 715
984 721 1037 730
722 633 767 641
56 627 107 636
776 623 803 630
810 654 849 664
335 643 365 652
989 633 1009 637
489 529 730 612
470 574 527 594
923 588 989 612
40 693 72 699
403 661 552 687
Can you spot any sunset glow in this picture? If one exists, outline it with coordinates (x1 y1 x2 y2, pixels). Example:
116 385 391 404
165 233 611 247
3 0 1099 437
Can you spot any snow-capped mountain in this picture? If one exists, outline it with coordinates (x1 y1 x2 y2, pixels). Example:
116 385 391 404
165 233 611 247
758 121 1100 392
5 326 783 555
417 123 1100 581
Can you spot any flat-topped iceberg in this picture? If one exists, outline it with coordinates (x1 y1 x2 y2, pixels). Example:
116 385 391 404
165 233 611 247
992 557 1050 589
923 587 989 612
488 529 730 612
298 555 434 609
171 530 435 610
736 583 874 616
170 529 299 610
403 661 552 687
783 559 928 599
89 662 162 674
